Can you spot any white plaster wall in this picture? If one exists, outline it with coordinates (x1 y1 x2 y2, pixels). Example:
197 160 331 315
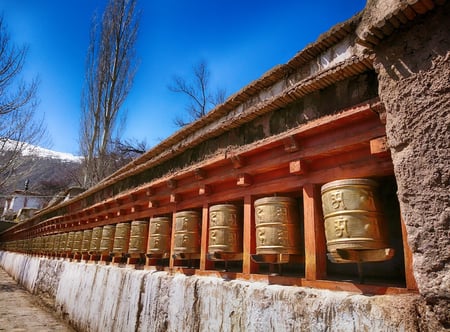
0 251 422 332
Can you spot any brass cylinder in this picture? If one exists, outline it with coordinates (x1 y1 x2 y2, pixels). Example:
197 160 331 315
53 234 61 253
208 204 242 254
59 233 68 253
112 222 130 254
73 231 83 253
99 225 116 254
46 236 54 253
254 197 301 255
89 227 103 253
147 217 171 256
321 178 388 252
81 229 92 253
173 211 200 255
128 220 149 254
36 237 44 253
66 232 75 253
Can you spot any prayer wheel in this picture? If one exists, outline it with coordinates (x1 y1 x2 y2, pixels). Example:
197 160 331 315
45 236 54 254
173 211 200 259
128 220 149 254
254 197 302 256
112 222 130 254
66 232 75 253
36 237 44 253
89 227 103 254
147 216 171 257
59 233 68 253
208 204 242 260
99 225 116 254
81 229 93 253
53 234 61 253
73 231 83 253
321 178 392 263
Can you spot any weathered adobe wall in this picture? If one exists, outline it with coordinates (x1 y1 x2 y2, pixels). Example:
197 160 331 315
0 251 424 332
370 3 450 329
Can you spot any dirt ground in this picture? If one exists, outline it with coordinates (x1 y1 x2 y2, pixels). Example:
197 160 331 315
0 267 75 332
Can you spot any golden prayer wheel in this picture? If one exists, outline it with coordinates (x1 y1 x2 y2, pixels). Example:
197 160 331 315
59 233 68 253
321 178 393 263
45 236 54 253
81 229 93 253
147 216 171 257
53 234 61 253
112 222 130 254
128 220 149 254
66 232 75 253
99 225 116 254
89 227 103 254
208 204 242 260
35 237 43 253
73 231 83 253
173 211 200 258
254 197 301 257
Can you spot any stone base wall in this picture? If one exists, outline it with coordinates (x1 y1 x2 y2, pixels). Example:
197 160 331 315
0 251 427 332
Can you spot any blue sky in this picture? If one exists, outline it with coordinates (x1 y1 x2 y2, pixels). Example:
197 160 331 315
0 1 366 155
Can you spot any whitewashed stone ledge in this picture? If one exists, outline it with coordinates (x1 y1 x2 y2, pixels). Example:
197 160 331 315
0 251 422 332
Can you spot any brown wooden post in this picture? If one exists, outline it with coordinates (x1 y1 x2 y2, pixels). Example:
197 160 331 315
199 203 213 270
303 183 327 281
169 211 177 268
400 215 418 290
243 195 257 274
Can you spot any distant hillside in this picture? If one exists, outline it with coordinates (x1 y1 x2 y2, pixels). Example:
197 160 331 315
0 142 83 207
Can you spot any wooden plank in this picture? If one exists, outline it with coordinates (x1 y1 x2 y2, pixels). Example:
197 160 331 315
303 183 327 281
199 204 213 270
169 212 177 268
370 136 390 157
243 195 257 274
400 215 418 290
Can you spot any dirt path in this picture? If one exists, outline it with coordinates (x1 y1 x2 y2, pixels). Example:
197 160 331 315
0 267 75 332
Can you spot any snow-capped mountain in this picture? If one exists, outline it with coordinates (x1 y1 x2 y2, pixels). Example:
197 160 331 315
2 139 82 163
21 143 83 163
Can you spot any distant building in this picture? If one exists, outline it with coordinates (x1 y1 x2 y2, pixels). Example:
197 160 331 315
1 190 44 222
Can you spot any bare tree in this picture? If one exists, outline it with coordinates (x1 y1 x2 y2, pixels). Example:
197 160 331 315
80 0 140 187
0 16 46 191
169 60 226 127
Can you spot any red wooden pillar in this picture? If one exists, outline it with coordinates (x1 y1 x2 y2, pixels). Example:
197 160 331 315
303 183 327 281
169 212 177 268
400 216 418 290
199 203 213 270
243 195 257 275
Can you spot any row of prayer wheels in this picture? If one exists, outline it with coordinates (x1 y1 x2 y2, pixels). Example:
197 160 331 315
2 178 394 266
